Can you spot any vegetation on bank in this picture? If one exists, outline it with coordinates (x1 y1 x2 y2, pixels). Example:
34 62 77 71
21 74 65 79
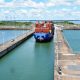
53 21 80 29
0 21 80 29
53 21 74 25
0 21 32 28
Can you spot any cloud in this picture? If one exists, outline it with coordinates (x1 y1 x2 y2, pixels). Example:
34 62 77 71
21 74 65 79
0 0 45 8
0 0 4 3
48 0 71 6
23 1 45 8
0 0 80 20
0 0 72 8
0 0 79 8
74 0 80 5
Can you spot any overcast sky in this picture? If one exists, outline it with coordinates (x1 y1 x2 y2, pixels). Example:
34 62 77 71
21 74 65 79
0 0 80 20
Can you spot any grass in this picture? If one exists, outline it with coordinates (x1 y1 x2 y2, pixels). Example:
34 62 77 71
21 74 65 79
0 21 32 28
53 21 74 25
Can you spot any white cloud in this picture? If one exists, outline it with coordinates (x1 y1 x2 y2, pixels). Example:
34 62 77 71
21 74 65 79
0 0 79 8
48 0 71 6
0 7 80 20
46 2 55 7
0 0 80 20
0 0 45 8
20 9 28 13
0 0 4 3
0 0 72 8
74 0 80 5
4 10 10 13
71 11 80 16
23 1 45 8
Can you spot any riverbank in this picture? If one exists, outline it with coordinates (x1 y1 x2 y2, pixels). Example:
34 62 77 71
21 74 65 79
54 26 80 80
55 21 80 30
63 24 80 30
0 21 34 30
0 21 32 27
0 27 31 30
56 24 80 30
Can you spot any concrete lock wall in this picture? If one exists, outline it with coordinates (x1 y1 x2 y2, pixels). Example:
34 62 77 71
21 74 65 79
0 31 34 58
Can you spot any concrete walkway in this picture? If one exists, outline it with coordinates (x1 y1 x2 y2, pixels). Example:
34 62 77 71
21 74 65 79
54 25 80 80
0 30 34 58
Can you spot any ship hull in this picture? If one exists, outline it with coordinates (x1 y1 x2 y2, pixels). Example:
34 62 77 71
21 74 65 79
33 32 53 42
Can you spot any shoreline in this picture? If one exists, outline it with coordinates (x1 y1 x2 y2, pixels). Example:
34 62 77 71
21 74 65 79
0 27 31 30
55 23 80 30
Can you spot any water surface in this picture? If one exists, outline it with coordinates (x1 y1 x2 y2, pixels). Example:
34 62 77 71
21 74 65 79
0 36 54 80
0 30 28 44
63 30 80 53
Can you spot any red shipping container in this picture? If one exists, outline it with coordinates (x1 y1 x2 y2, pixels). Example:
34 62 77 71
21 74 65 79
35 28 42 32
42 28 50 33
35 23 41 28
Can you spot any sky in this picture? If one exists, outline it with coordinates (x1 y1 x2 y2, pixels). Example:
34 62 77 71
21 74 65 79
0 0 80 20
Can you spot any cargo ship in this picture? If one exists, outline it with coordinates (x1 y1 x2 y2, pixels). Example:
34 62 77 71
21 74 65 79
33 21 54 42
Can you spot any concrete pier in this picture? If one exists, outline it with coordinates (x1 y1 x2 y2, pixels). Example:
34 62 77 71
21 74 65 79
54 26 80 80
0 30 34 58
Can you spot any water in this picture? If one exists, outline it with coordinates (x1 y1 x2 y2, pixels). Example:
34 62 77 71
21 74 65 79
0 30 28 44
63 30 80 53
69 20 80 24
0 36 54 80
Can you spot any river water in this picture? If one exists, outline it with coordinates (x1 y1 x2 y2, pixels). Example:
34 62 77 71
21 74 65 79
0 36 54 80
0 30 28 44
63 30 80 53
